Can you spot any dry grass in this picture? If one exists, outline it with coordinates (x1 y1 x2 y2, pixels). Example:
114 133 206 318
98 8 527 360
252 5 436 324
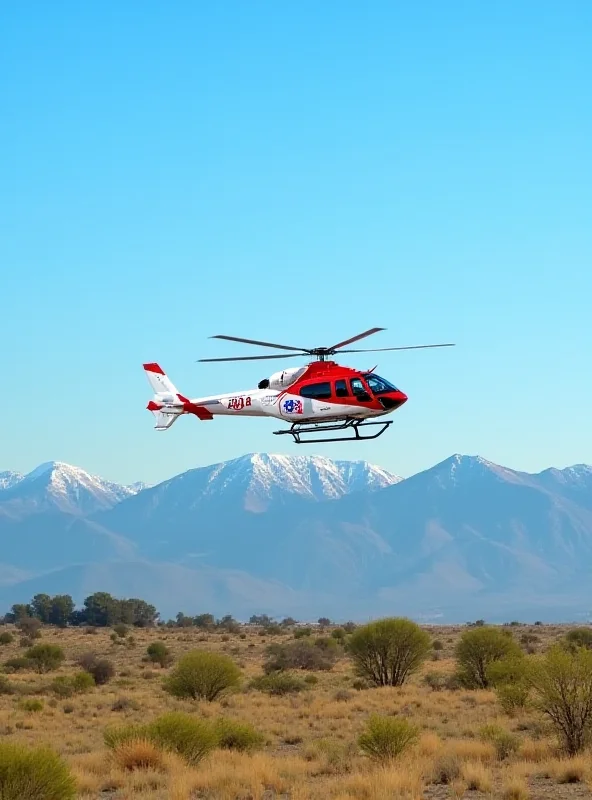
0 621 590 798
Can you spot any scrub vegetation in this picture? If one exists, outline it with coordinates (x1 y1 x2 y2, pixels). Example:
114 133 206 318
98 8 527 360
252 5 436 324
1 599 592 798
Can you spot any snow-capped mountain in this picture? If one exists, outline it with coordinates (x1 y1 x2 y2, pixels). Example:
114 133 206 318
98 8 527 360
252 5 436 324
0 471 23 491
0 461 140 516
195 453 401 510
2 452 592 622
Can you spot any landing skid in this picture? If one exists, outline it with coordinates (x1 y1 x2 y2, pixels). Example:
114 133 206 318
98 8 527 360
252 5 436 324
273 417 393 444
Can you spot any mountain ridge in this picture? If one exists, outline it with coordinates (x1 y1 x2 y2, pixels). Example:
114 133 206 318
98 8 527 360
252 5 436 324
1 453 591 621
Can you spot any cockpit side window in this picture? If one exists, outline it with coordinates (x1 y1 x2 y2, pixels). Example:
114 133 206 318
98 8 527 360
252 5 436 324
364 374 398 394
350 378 372 401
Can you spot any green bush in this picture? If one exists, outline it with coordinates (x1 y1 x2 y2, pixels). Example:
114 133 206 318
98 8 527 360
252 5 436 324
19 698 44 712
486 655 531 714
454 626 522 689
214 718 265 751
25 644 65 673
0 741 76 800
104 712 218 765
163 650 241 701
51 672 95 698
71 670 95 691
526 644 592 755
564 627 592 652
293 627 312 639
148 712 219 764
3 656 32 672
478 724 520 760
146 641 173 667
250 672 307 695
0 675 14 695
112 624 129 638
0 632 14 645
348 617 431 687
496 683 531 715
358 715 419 762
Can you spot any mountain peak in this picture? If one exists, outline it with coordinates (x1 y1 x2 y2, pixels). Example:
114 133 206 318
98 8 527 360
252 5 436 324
2 461 141 516
425 453 526 487
0 471 24 491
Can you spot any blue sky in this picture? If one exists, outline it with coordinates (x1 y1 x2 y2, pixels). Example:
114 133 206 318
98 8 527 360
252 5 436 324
1 1 590 485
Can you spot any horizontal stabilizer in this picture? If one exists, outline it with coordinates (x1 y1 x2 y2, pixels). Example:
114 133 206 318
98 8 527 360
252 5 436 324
151 410 180 430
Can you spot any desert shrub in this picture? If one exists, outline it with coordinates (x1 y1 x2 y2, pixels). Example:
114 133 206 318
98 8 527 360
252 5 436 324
213 718 265 751
147 712 218 764
50 677 75 699
263 623 282 635
163 650 241 701
331 628 346 641
146 641 173 667
358 715 419 762
486 654 531 714
422 671 447 691
0 675 14 695
250 672 307 695
348 617 431 687
71 670 95 691
19 698 44 712
105 712 217 766
25 644 65 673
17 617 42 638
111 696 140 712
479 724 520 760
563 627 592 652
111 738 165 772
455 626 522 688
112 624 128 638
3 656 32 672
264 640 338 673
77 653 115 684
497 683 531 715
0 632 14 645
293 627 312 639
526 644 592 755
51 672 94 698
0 741 76 799
104 724 146 749
432 639 444 651
431 752 462 784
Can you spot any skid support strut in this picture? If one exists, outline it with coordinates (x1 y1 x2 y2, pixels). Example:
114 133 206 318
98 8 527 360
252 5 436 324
273 418 393 444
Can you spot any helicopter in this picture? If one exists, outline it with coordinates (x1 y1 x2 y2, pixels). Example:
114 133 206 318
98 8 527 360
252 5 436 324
143 328 454 444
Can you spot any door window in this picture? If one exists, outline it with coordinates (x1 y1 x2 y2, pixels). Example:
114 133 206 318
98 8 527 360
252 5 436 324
335 379 349 397
299 381 332 400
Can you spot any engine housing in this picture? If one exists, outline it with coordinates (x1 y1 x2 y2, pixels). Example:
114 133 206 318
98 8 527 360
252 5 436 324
258 366 307 391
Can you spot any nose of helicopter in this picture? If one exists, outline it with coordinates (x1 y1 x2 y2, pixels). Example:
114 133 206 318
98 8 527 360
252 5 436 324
378 390 407 410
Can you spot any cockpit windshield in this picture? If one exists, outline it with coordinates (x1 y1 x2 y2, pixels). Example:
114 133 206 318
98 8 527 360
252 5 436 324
363 373 398 394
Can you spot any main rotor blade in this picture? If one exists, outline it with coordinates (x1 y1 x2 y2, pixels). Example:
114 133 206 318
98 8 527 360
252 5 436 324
197 353 306 363
328 327 386 351
339 343 456 353
210 334 309 353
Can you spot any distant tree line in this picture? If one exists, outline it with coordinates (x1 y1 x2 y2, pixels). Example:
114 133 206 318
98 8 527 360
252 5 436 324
1 592 158 628
0 592 335 631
